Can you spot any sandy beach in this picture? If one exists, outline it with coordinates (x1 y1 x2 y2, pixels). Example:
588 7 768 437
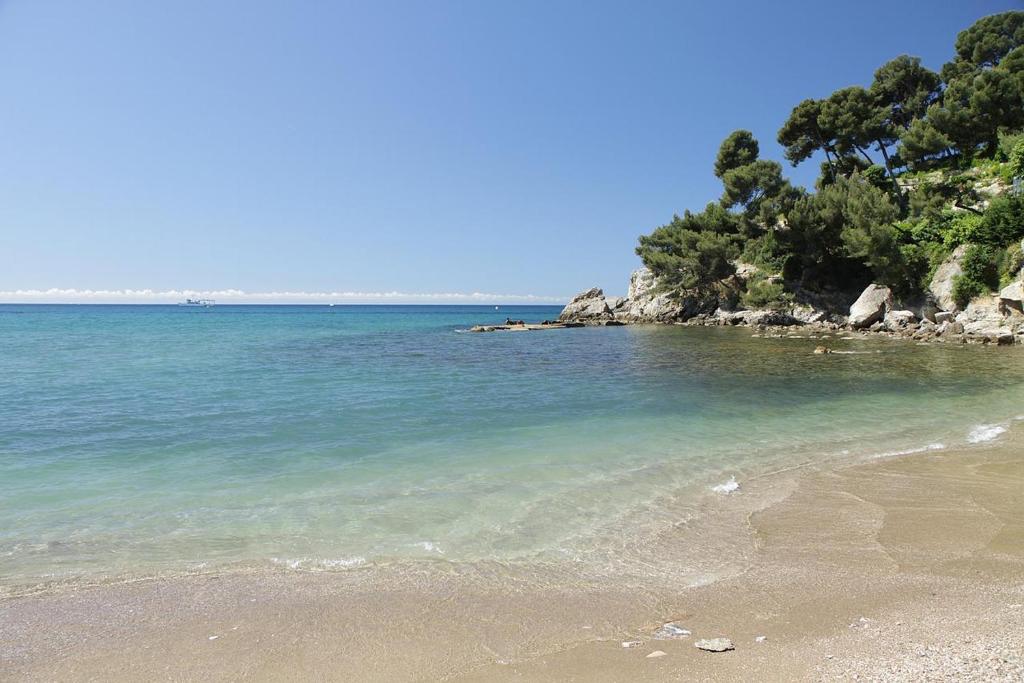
3 428 1022 682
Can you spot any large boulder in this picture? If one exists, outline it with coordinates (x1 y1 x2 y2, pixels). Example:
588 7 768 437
999 280 1023 315
884 309 918 330
558 287 613 321
929 245 968 312
848 284 893 329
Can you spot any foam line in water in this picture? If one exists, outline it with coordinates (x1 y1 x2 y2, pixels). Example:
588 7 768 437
872 443 946 459
967 424 1007 444
711 477 740 494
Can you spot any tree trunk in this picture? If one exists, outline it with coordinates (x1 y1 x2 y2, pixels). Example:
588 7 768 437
853 144 874 165
876 141 904 206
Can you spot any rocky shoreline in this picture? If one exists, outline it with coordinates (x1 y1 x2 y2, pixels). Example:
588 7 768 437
472 261 1024 345
547 240 1024 346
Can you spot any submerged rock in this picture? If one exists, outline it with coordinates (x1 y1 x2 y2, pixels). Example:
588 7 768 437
695 638 735 652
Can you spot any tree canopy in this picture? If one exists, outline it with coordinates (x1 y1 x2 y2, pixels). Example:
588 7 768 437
637 11 1024 309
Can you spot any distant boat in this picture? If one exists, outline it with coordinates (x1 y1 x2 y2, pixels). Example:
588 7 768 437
178 298 215 307
495 306 499 310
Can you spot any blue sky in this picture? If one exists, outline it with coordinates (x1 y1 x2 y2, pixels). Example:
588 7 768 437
0 1 1018 303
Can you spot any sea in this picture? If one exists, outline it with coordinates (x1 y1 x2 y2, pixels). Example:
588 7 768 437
2 304 1022 591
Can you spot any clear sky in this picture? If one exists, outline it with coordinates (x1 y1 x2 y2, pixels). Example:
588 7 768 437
1 1 1019 303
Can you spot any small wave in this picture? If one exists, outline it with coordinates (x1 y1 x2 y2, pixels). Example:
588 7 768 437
968 424 1007 444
270 556 367 571
412 541 445 554
831 350 884 355
711 477 739 494
873 443 945 459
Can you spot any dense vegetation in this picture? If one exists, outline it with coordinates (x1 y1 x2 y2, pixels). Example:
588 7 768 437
637 11 1024 309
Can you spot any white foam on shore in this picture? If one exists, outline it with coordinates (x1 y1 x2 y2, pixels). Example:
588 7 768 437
271 556 367 571
967 424 1007 443
872 443 946 459
412 541 445 554
711 477 740 494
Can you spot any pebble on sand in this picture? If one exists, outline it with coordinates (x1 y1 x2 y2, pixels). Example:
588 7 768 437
622 640 643 648
695 638 734 652
646 650 668 658
755 635 767 643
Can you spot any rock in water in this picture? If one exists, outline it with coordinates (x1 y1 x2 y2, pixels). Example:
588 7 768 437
848 284 893 329
813 346 831 355
695 638 735 652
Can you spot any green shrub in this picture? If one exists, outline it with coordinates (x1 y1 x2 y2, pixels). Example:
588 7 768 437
861 164 890 191
942 211 984 247
1000 242 1023 286
997 131 1024 162
952 274 985 308
976 196 1024 246
1010 139 1024 180
961 244 1000 288
741 275 792 310
953 244 1001 307
740 231 788 272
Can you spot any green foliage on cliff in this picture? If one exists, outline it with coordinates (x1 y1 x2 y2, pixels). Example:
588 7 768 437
953 244 1002 307
636 10 1024 309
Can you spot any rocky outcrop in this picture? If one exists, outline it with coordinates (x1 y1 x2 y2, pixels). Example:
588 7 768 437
560 268 712 324
929 245 968 312
558 288 614 322
957 295 1021 344
848 284 893 329
555 267 1020 344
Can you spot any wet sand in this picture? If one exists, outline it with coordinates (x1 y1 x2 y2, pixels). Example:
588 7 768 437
3 435 1023 681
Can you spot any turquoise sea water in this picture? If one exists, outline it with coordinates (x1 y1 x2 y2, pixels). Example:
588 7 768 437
2 304 1023 588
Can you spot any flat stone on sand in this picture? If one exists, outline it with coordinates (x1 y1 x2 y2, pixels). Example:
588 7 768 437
646 650 667 658
695 637 734 652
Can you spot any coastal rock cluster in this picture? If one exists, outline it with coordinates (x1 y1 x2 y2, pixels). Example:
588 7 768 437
559 254 1024 345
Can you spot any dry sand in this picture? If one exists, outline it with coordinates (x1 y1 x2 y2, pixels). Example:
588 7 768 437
2 434 1023 681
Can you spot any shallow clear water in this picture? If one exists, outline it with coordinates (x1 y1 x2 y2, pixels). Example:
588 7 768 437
1 304 1023 586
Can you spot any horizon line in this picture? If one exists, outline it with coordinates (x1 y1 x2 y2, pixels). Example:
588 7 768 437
0 287 571 305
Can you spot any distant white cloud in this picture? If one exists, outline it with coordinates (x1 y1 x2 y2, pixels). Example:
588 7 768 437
0 288 568 304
